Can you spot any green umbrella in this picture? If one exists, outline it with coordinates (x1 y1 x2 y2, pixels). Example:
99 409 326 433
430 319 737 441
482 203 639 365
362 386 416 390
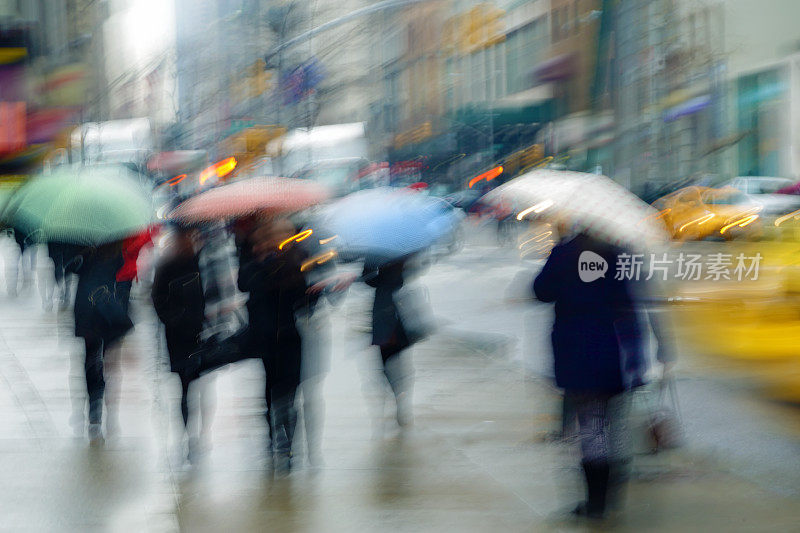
4 165 154 245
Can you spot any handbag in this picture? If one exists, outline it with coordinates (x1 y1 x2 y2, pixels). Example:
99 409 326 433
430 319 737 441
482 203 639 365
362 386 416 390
89 285 133 345
394 285 436 345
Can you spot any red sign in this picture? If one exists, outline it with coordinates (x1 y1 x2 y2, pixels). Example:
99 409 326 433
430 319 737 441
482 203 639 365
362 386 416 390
0 102 25 153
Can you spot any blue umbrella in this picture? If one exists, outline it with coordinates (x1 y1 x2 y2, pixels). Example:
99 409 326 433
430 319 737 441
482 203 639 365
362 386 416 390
318 188 461 262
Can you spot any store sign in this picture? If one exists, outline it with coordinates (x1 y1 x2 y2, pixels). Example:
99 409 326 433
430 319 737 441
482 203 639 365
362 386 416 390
442 3 505 56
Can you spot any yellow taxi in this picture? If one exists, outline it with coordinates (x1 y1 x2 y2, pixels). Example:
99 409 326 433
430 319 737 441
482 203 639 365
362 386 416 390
652 186 762 241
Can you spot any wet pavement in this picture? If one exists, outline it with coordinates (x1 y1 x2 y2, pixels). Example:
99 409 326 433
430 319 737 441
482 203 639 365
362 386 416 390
0 234 799 532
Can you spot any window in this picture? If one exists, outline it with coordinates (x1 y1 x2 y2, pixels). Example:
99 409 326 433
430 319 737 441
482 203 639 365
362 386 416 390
552 10 559 41
472 50 485 102
494 43 505 98
564 7 570 36
505 31 519 93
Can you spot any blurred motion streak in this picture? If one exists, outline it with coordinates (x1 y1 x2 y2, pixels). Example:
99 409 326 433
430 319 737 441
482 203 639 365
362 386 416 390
300 250 338 272
774 209 800 226
516 199 554 220
279 229 313 250
720 214 759 234
319 235 338 245
678 213 715 233
467 165 503 189
199 157 237 184
165 174 187 187
518 231 552 249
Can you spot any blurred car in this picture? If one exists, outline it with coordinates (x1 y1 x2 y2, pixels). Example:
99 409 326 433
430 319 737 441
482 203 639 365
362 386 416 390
652 185 762 240
726 176 800 216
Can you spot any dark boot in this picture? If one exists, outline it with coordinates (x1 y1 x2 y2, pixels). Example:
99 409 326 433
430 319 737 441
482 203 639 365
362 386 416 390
574 460 610 519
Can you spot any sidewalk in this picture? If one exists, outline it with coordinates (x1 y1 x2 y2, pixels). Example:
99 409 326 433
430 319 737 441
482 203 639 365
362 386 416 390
0 245 798 531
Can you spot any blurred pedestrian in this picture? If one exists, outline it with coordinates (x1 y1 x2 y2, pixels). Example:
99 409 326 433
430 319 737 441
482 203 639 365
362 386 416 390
151 226 207 463
6 227 36 297
362 257 415 428
46 241 83 310
533 230 646 519
310 255 424 429
238 217 314 472
73 241 132 443
199 223 239 335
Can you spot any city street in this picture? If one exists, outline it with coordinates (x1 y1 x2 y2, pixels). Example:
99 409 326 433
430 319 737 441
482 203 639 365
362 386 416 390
0 232 799 532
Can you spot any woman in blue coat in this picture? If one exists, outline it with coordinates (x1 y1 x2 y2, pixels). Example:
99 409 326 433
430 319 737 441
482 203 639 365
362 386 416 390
533 231 646 519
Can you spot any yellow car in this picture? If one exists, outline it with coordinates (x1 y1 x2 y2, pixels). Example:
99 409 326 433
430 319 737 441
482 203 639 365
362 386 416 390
652 186 762 240
667 239 800 402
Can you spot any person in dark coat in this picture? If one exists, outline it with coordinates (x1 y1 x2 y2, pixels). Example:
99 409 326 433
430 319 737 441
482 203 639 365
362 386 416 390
151 226 206 460
309 254 419 429
533 230 646 519
237 218 313 471
73 242 128 443
362 256 414 427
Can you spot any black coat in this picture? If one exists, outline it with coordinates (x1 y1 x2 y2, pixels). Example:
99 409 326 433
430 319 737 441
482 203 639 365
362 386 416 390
151 253 205 369
533 233 646 394
363 259 409 354
238 246 311 385
48 241 84 275
74 249 124 340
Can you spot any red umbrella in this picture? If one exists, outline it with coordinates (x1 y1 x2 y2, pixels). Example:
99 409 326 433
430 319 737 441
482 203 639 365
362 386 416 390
408 181 428 191
170 177 329 223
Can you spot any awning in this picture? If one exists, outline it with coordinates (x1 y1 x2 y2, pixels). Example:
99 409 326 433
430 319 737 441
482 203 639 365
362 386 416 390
496 84 553 107
389 132 457 162
450 99 554 127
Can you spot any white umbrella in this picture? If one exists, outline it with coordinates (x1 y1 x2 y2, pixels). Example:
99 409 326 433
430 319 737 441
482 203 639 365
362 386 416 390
483 169 668 249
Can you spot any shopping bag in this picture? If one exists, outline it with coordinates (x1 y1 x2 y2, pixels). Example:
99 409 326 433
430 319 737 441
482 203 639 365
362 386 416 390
648 375 684 451
630 373 684 454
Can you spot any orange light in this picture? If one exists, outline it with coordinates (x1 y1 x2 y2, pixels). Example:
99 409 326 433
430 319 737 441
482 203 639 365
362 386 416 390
774 209 800 227
737 214 759 228
199 157 238 184
166 174 187 187
678 213 714 233
319 235 338 245
642 208 671 223
216 157 237 178
300 250 338 272
720 214 759 234
468 165 504 188
278 229 313 250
